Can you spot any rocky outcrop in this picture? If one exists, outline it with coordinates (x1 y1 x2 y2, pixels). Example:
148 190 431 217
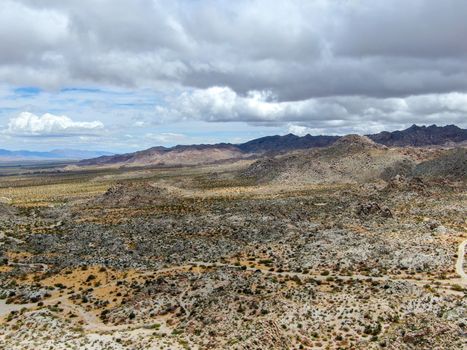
88 182 170 207
384 175 426 192
355 201 393 218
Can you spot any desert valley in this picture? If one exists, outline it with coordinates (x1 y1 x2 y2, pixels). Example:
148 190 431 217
0 125 465 349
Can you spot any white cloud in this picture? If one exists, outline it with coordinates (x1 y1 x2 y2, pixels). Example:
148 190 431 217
143 131 230 146
158 86 332 122
156 87 467 133
6 112 104 136
145 132 186 143
287 124 313 136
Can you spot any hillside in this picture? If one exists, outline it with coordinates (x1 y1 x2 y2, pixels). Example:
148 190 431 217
77 135 340 168
243 134 467 185
243 135 418 184
413 147 467 180
78 144 248 167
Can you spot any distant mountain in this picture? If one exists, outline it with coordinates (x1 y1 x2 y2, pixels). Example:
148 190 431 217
0 149 113 161
77 144 246 167
242 125 467 153
0 149 56 160
76 124 466 168
77 135 339 167
367 124 467 146
48 149 114 159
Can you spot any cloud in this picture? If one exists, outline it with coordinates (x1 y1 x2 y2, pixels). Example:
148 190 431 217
0 1 68 65
157 86 348 123
6 112 103 136
0 0 466 99
143 131 236 146
1 0 467 149
156 86 467 133
145 132 187 143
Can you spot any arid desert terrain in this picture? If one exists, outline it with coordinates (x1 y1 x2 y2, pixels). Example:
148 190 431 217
0 134 466 349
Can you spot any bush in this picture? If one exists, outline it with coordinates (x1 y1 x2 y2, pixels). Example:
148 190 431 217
86 274 96 282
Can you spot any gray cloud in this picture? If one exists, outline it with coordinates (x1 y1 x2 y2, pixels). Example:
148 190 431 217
0 2 68 66
332 1 467 59
1 0 465 98
0 0 466 140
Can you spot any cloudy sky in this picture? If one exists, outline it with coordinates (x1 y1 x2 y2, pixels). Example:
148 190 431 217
1 0 466 151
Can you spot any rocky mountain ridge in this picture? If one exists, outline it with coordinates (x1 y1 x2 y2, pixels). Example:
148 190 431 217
368 124 467 146
77 124 466 167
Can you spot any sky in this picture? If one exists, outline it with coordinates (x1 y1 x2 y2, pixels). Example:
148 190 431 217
1 0 467 152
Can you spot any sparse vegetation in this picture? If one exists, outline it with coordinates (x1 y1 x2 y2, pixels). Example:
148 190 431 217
0 143 465 349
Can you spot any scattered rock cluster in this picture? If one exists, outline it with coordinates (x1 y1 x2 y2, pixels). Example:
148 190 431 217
355 201 393 218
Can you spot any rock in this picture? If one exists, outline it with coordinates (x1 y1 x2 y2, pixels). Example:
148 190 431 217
356 202 393 219
426 220 440 230
384 174 426 192
434 225 447 234
88 182 170 207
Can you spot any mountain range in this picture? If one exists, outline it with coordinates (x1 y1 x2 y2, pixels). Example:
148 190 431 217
367 124 466 146
77 124 466 168
0 149 114 162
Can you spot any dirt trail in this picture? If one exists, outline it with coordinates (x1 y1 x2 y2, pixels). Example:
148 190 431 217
188 261 463 294
57 296 175 333
0 300 35 318
455 239 467 285
7 262 49 271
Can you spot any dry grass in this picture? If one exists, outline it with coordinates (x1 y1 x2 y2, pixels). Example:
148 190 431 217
0 181 109 206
